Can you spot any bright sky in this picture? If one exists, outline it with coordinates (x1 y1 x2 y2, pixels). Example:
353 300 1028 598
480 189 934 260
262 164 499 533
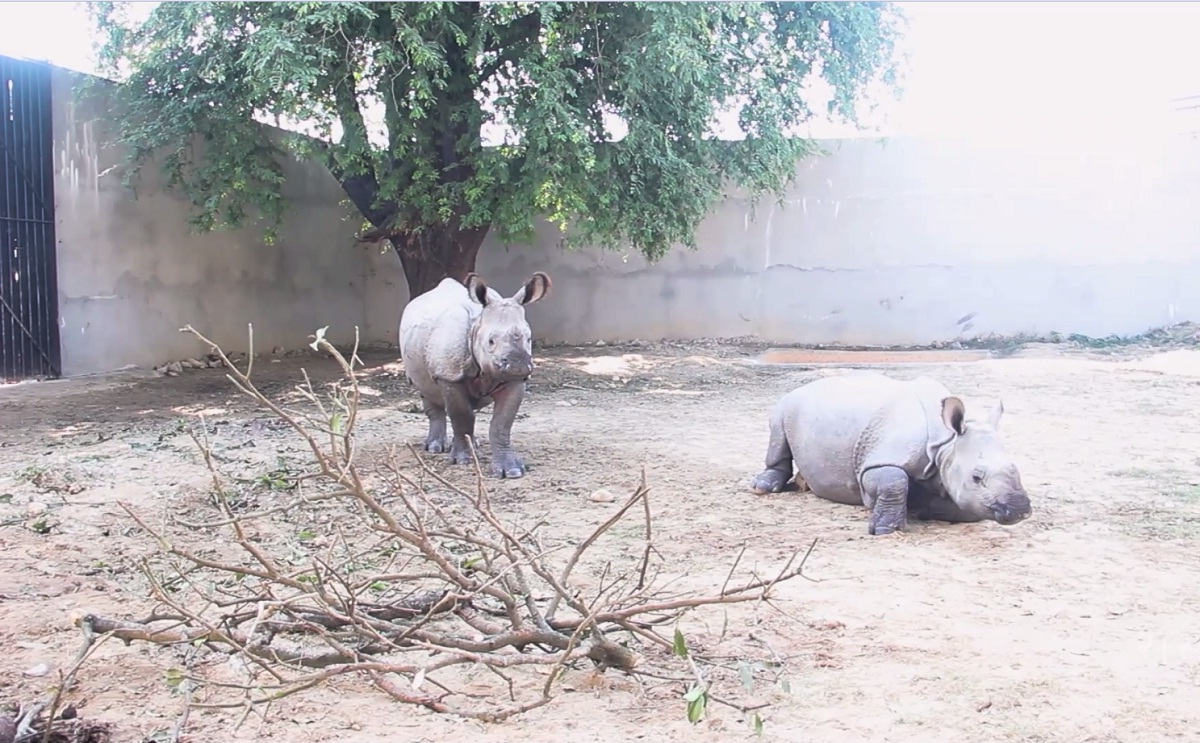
1 1 1197 141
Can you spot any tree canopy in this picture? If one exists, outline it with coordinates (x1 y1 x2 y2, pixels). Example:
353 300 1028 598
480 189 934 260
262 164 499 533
89 1 905 296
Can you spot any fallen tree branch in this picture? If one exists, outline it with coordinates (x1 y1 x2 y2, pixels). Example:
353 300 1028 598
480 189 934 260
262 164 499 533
66 325 813 727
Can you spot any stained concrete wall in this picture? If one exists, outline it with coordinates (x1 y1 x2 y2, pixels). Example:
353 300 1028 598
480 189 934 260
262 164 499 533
52 66 381 376
50 62 1200 376
469 134 1200 347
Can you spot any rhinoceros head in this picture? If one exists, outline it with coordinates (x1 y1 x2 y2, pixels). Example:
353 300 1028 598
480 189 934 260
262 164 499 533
936 396 1032 526
463 272 552 381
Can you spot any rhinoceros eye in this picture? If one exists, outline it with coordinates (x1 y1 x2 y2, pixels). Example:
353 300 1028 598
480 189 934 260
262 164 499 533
972 467 986 485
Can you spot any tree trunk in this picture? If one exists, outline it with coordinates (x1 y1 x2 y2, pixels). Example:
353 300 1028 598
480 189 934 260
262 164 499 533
391 223 491 298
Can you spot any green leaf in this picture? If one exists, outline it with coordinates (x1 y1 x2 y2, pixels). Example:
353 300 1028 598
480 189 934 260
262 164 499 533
778 676 792 695
752 712 764 736
685 687 708 724
672 627 689 658
310 326 328 352
462 554 484 569
164 667 185 688
683 685 705 703
738 660 755 691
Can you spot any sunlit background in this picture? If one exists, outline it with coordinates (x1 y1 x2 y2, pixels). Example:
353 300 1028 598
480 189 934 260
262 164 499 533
1 0 1197 142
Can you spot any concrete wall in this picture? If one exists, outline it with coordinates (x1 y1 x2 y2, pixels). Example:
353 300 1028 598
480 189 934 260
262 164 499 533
473 134 1200 347
52 67 384 376
50 63 1200 375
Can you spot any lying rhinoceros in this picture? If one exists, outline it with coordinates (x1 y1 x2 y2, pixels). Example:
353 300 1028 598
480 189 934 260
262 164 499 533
399 271 551 479
750 372 1032 535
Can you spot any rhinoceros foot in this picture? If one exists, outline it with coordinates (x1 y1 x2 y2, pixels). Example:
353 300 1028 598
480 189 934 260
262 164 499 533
867 520 906 536
751 468 795 494
423 434 448 454
448 440 476 465
489 450 526 479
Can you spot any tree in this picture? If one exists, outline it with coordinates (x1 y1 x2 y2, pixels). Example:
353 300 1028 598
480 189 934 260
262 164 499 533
89 1 904 297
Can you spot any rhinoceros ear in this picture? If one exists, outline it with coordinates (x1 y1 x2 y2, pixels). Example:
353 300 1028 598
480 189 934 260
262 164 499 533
941 396 966 436
464 273 490 306
987 399 1004 429
513 272 552 305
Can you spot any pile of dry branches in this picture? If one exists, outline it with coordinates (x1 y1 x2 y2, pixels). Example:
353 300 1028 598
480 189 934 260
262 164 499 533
74 325 814 728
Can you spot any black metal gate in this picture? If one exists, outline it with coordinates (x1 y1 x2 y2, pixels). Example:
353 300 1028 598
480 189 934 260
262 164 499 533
0 55 61 382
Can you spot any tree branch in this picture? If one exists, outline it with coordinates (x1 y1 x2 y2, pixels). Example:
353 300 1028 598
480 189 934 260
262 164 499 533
479 8 543 81
64 325 817 726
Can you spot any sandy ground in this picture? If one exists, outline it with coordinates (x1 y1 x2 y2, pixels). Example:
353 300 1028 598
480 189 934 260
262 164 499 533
1 340 1199 743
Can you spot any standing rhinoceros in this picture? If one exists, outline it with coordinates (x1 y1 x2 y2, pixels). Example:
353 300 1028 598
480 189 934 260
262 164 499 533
399 271 551 479
750 372 1032 535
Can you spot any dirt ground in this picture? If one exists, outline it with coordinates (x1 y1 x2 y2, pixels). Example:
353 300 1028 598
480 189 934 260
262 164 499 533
1 339 1199 743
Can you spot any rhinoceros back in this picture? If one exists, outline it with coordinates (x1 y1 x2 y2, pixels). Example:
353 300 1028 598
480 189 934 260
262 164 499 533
780 373 953 505
399 278 481 393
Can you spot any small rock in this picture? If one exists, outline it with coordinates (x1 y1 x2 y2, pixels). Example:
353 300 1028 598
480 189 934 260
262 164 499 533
183 358 205 369
25 501 48 517
166 361 183 375
272 345 284 355
588 488 616 503
206 358 224 368
595 340 606 347
24 662 51 678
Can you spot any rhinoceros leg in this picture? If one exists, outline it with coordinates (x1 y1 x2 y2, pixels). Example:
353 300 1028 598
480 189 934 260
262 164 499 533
751 413 795 494
438 380 478 466
487 381 527 479
861 466 908 536
421 397 448 453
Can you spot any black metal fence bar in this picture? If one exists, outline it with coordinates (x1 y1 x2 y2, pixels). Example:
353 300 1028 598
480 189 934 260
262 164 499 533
0 54 60 382
23 57 58 379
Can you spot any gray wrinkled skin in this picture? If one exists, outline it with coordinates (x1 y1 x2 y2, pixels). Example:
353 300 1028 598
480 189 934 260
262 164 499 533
750 372 1033 535
398 271 551 478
